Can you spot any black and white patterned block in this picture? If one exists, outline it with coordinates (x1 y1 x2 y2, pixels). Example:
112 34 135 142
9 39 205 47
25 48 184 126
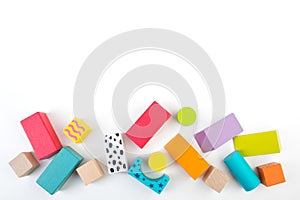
104 133 128 174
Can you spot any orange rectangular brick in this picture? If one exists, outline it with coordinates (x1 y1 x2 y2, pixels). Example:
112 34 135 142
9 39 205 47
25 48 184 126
164 134 210 180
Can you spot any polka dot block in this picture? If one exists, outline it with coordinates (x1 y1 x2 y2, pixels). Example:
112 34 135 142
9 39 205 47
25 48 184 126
148 152 167 172
128 157 170 194
76 159 104 185
257 162 285 187
104 133 128 174
177 107 196 126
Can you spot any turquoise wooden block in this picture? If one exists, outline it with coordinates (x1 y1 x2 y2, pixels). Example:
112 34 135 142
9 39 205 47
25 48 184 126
36 146 83 195
128 157 170 194
224 151 260 191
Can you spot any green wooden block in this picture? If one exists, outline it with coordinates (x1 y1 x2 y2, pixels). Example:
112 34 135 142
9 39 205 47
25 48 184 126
233 130 280 157
36 146 83 195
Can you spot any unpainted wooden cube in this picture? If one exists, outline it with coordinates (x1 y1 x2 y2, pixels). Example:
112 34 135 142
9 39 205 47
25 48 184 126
257 162 285 187
9 152 40 177
202 166 230 193
76 159 105 185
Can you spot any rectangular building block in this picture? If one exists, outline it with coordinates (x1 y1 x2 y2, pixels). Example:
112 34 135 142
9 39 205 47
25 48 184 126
128 157 170 194
233 130 280 156
164 134 210 180
125 101 171 148
76 159 104 185
21 112 62 160
194 113 243 153
202 166 230 193
104 133 128 174
36 146 83 195
257 162 285 187
9 152 40 177
63 118 92 143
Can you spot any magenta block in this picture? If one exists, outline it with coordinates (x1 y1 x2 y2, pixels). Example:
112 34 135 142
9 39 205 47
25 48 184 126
194 113 243 153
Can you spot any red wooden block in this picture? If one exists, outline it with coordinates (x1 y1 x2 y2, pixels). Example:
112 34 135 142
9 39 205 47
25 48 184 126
21 112 62 160
125 101 171 148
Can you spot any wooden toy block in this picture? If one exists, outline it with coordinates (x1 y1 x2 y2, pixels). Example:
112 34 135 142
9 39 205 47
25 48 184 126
148 152 167 172
202 166 230 193
125 101 171 148
164 134 210 180
224 151 260 192
104 133 128 174
233 130 280 157
257 162 285 187
36 146 83 195
194 113 243 153
128 157 170 194
76 159 104 185
63 118 92 143
21 112 62 160
9 152 40 177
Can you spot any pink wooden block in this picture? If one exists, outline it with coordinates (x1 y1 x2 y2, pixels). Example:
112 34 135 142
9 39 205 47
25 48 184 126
125 101 171 148
21 112 62 160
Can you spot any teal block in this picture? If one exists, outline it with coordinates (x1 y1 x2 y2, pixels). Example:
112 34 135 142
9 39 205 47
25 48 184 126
128 157 170 194
36 146 83 195
224 151 260 191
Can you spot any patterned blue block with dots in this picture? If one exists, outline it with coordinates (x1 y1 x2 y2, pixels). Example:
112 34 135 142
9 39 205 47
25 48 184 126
128 157 170 194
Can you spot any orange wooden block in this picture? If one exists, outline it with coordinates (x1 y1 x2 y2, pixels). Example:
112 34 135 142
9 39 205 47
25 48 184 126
257 162 285 187
202 166 230 193
164 134 210 180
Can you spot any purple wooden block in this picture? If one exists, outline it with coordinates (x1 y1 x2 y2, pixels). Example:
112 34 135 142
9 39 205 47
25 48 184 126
194 113 243 153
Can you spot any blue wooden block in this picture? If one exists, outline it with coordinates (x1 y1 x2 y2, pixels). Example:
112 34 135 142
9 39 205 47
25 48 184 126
128 157 170 194
36 146 83 195
224 151 260 191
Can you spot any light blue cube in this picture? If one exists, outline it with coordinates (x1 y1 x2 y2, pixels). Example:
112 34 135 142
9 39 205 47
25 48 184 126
36 146 83 195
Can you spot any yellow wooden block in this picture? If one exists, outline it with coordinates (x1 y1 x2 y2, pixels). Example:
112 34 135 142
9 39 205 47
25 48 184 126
63 118 92 143
233 130 280 157
148 152 167 172
164 134 210 180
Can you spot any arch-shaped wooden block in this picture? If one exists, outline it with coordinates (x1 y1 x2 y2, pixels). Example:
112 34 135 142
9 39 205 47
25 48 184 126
128 157 170 194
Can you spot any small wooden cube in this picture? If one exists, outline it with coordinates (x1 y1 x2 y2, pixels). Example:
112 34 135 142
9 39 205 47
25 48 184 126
257 162 285 186
202 166 230 193
9 152 40 177
76 159 104 185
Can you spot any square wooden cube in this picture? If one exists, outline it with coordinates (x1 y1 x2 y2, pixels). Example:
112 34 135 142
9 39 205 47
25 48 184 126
202 166 230 193
9 152 40 177
76 159 104 185
257 162 285 186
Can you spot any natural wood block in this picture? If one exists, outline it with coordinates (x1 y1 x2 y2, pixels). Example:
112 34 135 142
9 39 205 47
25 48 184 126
9 152 40 177
257 162 285 187
76 159 104 185
202 166 230 193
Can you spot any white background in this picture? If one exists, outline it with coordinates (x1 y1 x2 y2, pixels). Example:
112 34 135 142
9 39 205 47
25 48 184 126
1 0 300 199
